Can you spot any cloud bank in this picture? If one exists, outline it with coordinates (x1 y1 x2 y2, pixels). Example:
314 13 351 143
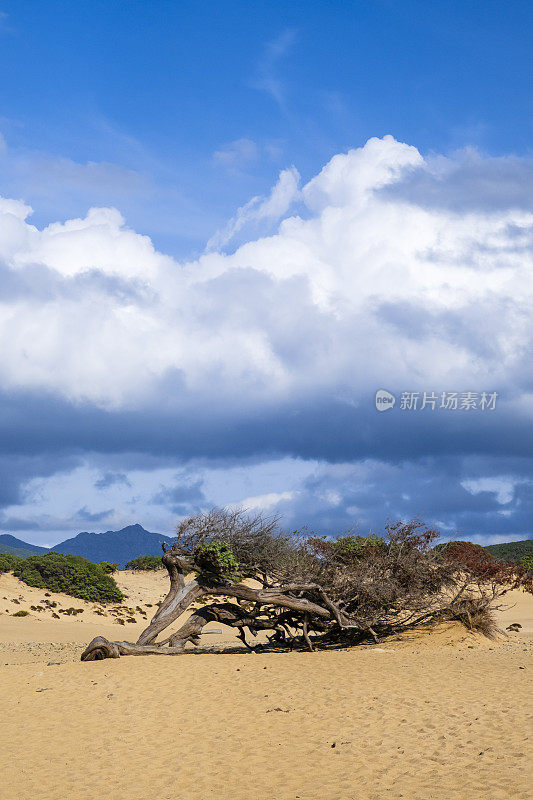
0 135 532 544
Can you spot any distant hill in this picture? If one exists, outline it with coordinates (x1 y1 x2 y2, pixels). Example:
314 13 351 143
52 523 176 567
484 539 533 562
0 524 176 567
0 534 50 559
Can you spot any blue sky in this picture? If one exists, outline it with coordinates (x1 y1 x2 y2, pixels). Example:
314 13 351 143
2 0 532 254
0 1 532 546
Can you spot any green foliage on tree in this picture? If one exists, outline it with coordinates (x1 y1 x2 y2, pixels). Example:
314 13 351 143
311 534 386 566
124 555 164 571
194 539 242 580
12 609 30 617
519 554 533 572
97 561 119 574
0 553 23 573
13 553 124 603
335 534 385 557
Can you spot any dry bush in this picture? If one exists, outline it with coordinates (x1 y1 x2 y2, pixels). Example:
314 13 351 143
446 595 499 638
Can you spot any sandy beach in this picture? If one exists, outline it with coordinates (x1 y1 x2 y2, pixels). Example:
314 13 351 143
2 5 531 799
1 571 531 800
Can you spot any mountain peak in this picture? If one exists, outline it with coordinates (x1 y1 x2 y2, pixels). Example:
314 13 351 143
52 524 176 566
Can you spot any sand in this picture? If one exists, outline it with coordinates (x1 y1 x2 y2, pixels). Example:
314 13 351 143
0 570 531 800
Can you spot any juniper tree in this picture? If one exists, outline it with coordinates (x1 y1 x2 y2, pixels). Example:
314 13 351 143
81 509 532 660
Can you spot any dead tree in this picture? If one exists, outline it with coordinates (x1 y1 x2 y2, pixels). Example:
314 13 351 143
81 511 532 660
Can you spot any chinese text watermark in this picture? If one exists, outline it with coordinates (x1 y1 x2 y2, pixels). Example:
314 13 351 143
375 390 498 412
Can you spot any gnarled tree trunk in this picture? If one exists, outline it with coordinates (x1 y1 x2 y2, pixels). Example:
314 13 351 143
81 512 523 661
81 545 359 660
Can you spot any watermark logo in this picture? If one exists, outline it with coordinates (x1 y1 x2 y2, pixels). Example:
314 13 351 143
374 390 498 411
375 389 396 411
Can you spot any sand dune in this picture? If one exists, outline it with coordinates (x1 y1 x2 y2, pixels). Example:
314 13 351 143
0 569 245 659
0 571 531 800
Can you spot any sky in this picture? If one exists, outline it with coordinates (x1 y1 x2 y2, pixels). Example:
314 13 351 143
0 0 532 547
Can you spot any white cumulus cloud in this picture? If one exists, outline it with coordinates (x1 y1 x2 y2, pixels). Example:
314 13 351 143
0 134 531 418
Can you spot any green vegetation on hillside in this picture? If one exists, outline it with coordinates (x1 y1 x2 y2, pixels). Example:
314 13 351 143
12 552 124 603
0 553 23 573
125 555 163 570
483 539 533 562
0 544 37 559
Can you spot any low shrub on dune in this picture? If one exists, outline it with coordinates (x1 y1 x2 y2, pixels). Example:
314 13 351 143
97 561 119 574
13 553 124 603
124 556 163 571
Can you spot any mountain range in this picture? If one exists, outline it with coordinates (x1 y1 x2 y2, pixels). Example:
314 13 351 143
0 524 177 567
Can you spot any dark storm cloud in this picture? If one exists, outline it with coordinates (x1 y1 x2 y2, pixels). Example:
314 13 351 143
151 475 206 515
94 471 132 490
274 456 533 541
151 478 206 510
76 506 114 523
0 451 82 507
0 384 531 544
0 388 531 465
